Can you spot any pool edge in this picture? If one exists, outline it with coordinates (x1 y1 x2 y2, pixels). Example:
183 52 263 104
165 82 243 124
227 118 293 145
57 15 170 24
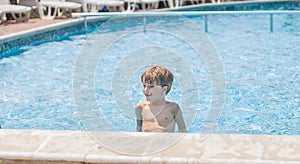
0 129 299 163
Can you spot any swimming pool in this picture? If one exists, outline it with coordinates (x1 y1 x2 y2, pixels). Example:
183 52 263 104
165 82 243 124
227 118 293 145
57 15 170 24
0 2 299 136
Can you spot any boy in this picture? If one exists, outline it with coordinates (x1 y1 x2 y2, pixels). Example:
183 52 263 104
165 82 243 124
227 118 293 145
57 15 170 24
135 66 187 133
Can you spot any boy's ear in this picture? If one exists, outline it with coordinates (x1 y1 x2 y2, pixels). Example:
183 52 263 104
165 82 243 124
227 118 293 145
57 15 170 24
162 86 168 94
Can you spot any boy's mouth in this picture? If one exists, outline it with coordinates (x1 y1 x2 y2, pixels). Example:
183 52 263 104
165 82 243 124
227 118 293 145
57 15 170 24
144 93 151 97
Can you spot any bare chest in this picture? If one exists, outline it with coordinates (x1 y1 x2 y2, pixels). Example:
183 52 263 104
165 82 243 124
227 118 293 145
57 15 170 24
150 106 174 126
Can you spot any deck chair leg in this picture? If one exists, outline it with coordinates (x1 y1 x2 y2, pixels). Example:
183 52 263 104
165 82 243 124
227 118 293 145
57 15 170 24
154 2 159 9
167 0 174 8
126 2 136 12
47 7 51 17
11 13 28 22
45 6 57 19
0 12 4 24
25 10 31 20
1 13 7 24
120 4 125 11
141 3 146 10
36 1 45 18
57 8 64 17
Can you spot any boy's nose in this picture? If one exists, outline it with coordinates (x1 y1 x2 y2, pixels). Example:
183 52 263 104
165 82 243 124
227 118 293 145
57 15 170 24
143 87 149 92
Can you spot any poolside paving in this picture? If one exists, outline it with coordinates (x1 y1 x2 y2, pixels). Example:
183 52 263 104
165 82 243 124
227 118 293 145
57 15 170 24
0 129 299 163
0 18 78 38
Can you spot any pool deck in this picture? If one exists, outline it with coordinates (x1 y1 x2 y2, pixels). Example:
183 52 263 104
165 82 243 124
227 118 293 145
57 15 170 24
1 2 300 164
0 18 79 39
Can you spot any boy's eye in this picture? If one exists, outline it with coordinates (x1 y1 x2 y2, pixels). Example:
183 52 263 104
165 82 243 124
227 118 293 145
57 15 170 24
143 85 154 88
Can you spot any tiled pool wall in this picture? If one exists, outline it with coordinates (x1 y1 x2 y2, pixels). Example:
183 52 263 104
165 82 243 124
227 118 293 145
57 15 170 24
170 0 300 11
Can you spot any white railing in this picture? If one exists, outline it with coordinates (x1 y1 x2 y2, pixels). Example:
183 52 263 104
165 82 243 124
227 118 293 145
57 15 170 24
72 10 300 32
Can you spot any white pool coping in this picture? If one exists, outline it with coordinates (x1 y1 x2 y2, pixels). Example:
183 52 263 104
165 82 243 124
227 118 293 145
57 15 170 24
0 129 299 163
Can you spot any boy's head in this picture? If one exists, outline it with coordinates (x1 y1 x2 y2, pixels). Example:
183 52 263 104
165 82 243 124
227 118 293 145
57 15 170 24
141 66 174 94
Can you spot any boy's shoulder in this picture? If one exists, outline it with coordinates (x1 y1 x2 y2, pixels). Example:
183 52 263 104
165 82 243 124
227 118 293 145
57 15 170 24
166 101 179 107
165 102 181 116
135 101 150 109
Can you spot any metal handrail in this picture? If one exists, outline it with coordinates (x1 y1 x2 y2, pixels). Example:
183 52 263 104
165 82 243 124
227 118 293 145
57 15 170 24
72 10 300 32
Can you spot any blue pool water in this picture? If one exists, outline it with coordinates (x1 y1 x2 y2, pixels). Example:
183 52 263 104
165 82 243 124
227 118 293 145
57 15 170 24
0 6 300 135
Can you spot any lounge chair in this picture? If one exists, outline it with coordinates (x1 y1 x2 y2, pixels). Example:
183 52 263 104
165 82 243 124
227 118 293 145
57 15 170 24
0 0 31 23
124 0 158 11
67 0 124 12
18 0 41 18
65 0 88 12
140 0 159 10
87 0 124 12
38 0 82 19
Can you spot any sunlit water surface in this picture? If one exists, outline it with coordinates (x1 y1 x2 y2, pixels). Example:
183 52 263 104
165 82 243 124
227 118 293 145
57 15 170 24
0 13 299 135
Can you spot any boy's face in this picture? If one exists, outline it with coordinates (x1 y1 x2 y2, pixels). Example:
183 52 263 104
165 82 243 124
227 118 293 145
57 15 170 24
143 81 167 102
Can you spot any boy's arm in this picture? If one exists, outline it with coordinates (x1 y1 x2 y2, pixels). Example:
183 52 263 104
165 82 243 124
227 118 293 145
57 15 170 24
175 107 187 133
135 104 143 132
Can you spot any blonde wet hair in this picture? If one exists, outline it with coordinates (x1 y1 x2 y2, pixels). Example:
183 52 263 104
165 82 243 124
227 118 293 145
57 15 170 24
141 66 174 94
